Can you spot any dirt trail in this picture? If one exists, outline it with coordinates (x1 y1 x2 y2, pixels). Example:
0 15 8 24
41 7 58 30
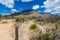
0 19 15 40
19 21 34 40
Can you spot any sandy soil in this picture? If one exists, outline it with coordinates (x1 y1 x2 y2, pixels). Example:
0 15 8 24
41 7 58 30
19 20 55 40
19 21 34 40
0 19 55 40
0 19 15 40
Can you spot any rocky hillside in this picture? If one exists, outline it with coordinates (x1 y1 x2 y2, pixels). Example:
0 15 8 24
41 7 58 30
0 9 60 23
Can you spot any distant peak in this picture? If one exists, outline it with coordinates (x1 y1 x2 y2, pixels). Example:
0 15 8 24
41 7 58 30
21 9 34 13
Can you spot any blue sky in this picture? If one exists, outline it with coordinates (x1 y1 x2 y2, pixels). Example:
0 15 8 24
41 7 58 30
0 0 60 15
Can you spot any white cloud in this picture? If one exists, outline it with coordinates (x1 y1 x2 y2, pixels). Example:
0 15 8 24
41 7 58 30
37 11 42 12
11 9 17 12
0 0 14 8
21 0 33 2
32 5 40 10
41 0 60 14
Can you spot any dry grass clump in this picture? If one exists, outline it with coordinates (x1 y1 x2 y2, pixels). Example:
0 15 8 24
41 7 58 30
29 24 39 30
15 17 21 22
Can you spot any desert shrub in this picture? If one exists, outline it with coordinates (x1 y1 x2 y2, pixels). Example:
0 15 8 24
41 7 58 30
55 24 58 30
22 18 28 21
3 15 8 17
30 31 59 40
0 15 2 18
47 16 60 23
41 33 51 40
55 23 60 30
30 16 36 20
24 18 29 22
30 32 52 40
0 19 1 22
30 23 60 40
29 24 38 30
2 21 8 23
15 17 21 22
32 16 36 19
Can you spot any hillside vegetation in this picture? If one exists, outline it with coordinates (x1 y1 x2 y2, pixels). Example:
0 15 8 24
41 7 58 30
0 9 60 40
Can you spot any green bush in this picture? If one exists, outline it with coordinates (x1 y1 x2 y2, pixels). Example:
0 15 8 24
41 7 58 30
15 17 21 22
29 24 38 30
41 33 51 40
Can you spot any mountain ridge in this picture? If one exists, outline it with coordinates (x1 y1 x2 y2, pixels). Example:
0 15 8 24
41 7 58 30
0 9 60 23
0 9 60 17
